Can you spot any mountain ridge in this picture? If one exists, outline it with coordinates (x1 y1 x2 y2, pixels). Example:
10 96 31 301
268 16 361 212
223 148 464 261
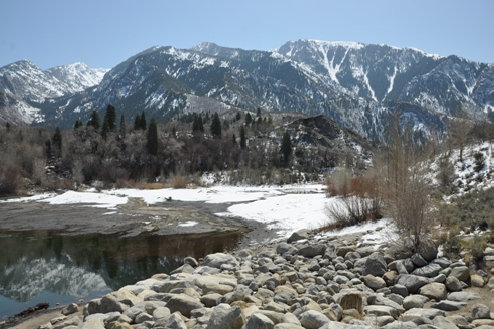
1 39 493 141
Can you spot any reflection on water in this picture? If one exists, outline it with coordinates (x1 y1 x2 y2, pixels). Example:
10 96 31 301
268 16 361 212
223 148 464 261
0 230 241 319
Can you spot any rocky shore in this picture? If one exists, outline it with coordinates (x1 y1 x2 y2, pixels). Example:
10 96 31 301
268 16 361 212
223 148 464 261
12 228 494 329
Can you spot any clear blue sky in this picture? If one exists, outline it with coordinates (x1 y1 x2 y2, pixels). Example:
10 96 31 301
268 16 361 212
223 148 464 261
1 0 493 69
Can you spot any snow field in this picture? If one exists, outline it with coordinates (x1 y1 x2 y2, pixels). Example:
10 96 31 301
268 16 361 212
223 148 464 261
1 184 390 238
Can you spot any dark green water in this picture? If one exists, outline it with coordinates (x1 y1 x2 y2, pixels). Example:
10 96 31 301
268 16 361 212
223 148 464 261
0 230 241 320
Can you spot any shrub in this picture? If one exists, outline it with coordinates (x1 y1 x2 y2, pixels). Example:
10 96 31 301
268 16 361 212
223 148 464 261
326 196 380 228
436 154 456 193
169 175 189 189
326 168 352 196
325 168 383 229
470 234 486 263
442 226 462 256
437 187 494 230
473 152 485 172
0 165 21 196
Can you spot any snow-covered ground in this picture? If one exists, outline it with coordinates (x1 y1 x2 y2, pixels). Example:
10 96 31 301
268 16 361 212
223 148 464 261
317 218 398 247
1 184 365 238
429 141 494 195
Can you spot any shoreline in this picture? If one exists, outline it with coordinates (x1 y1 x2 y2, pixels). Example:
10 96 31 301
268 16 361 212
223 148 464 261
4 227 493 329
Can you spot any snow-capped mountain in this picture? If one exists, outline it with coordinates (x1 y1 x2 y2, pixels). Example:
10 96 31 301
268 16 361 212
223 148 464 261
0 61 107 124
46 62 108 94
1 40 493 140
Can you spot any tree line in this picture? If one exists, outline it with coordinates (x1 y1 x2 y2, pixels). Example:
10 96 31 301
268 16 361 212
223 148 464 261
0 106 313 195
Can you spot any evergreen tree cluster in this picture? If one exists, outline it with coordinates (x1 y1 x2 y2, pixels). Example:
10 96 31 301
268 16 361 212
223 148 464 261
192 113 204 133
134 111 147 130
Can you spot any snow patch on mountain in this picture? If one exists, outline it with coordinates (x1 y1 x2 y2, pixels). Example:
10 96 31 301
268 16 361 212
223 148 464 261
46 62 108 93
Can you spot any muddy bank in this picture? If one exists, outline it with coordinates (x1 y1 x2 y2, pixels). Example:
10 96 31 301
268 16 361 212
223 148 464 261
0 197 278 245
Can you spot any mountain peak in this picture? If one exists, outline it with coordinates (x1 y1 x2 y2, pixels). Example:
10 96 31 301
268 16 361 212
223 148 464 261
1 59 40 72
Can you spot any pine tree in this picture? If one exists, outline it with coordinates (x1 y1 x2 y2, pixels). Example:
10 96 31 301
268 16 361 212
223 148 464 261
211 113 222 138
280 130 292 166
140 111 147 130
134 113 141 130
101 120 109 139
257 107 262 117
232 133 236 145
52 127 62 157
45 140 52 158
192 114 204 133
119 114 126 138
87 110 100 129
147 118 158 155
103 104 116 131
240 126 246 149
245 113 253 126
74 120 83 130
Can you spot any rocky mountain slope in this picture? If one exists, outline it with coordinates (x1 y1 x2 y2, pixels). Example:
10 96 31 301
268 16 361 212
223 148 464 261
0 61 107 124
1 40 493 140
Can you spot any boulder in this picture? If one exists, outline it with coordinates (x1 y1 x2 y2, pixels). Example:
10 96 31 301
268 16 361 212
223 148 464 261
297 244 326 258
395 261 409 274
322 303 342 322
158 313 187 329
183 256 198 267
418 282 447 301
445 276 463 292
364 305 399 319
287 230 310 243
153 306 171 320
135 312 153 324
390 284 408 297
432 316 460 329
434 257 452 268
402 307 444 321
445 314 471 328
273 324 304 329
61 303 78 316
276 243 298 256
299 310 330 329
431 300 467 311
206 304 245 329
274 286 298 306
472 303 491 319
447 291 481 302
403 295 429 310
280 312 301 325
383 271 398 286
396 274 430 293
244 312 275 329
488 276 494 289
79 317 105 329
470 274 485 287
411 263 442 277
99 295 129 313
362 252 387 276
411 253 428 267
336 245 356 257
339 292 363 314
418 239 438 262
165 294 204 317
204 253 239 269
448 266 470 282
485 255 494 270
363 274 386 290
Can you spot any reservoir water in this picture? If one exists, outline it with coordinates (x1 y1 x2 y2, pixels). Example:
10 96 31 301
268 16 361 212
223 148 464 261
0 230 241 320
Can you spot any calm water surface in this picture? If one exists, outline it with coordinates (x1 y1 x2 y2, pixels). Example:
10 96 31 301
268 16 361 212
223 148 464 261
0 230 241 319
